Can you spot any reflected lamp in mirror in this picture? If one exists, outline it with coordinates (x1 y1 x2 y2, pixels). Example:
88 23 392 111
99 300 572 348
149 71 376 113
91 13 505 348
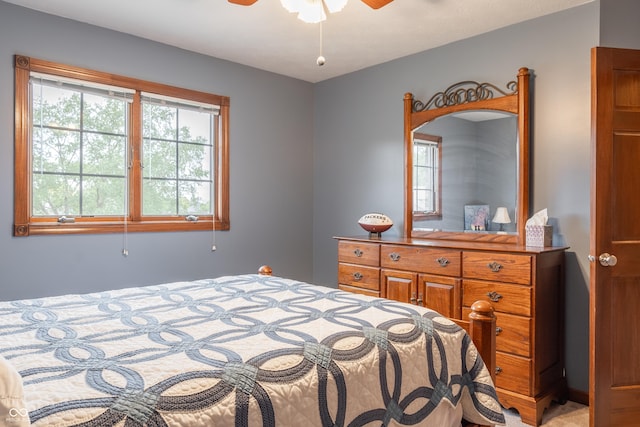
492 207 511 233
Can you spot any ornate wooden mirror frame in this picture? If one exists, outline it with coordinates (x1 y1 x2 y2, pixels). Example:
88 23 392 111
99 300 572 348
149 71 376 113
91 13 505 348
403 67 531 244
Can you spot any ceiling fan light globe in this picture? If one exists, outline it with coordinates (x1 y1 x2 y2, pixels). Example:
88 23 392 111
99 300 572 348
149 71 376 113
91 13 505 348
297 1 325 23
324 0 348 13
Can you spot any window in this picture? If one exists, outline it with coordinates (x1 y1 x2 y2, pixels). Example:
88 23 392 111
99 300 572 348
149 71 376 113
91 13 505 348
412 132 442 220
14 55 229 236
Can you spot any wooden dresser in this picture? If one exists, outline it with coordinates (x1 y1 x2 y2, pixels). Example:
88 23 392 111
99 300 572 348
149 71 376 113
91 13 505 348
335 235 567 426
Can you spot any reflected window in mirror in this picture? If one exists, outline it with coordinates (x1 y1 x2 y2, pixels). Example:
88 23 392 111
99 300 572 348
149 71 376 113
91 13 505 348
412 112 517 233
413 132 442 220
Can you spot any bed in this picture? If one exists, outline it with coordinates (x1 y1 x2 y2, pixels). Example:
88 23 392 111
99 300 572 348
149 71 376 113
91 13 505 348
0 267 505 427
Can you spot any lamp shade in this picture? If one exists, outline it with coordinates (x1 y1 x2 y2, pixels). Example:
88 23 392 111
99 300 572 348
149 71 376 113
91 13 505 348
492 207 511 224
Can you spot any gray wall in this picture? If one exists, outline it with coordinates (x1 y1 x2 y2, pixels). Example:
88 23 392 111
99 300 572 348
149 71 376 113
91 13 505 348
600 0 640 49
0 1 315 299
312 3 599 394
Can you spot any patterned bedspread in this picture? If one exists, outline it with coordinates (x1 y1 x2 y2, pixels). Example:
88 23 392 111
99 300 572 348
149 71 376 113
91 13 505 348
0 274 505 426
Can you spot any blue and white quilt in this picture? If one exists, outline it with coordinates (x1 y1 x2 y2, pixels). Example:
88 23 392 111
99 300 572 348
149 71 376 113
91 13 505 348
0 274 505 426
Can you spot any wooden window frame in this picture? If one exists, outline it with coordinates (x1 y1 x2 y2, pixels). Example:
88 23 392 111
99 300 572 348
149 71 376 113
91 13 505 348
13 55 230 236
412 132 442 221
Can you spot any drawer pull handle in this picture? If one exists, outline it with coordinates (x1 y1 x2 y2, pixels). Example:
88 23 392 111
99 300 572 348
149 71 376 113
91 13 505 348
389 252 401 262
486 291 503 302
436 257 450 267
487 261 503 272
417 293 424 306
353 272 363 281
410 292 417 304
354 249 363 257
495 366 503 375
496 326 503 335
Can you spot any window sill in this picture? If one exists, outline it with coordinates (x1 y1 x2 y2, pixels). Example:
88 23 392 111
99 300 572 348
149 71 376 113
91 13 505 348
14 219 229 236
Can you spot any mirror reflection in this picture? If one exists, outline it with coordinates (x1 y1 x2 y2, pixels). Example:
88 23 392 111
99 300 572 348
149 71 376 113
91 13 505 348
412 110 518 234
404 67 530 244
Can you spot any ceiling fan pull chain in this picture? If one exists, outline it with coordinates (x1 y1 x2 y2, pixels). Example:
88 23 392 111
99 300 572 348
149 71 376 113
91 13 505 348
317 19 325 66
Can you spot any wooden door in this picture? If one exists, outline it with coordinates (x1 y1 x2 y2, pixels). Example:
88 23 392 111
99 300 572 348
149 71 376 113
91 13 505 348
590 46 640 426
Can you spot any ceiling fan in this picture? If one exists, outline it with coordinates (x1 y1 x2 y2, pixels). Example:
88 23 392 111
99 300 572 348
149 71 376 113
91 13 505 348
229 0 393 64
228 0 393 10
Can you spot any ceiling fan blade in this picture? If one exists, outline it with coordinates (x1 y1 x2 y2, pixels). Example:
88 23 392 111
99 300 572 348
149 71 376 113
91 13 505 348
228 0 259 5
360 0 393 9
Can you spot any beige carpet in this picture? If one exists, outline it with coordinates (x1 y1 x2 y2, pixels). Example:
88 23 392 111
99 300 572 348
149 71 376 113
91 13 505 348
503 401 589 426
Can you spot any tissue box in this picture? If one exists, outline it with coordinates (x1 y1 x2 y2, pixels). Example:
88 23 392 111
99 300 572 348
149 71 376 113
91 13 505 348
526 225 553 247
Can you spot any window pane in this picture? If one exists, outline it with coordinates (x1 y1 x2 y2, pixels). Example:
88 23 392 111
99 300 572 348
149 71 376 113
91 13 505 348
415 145 426 165
32 174 80 216
143 179 177 215
33 128 80 174
179 181 211 215
32 83 81 130
83 133 127 176
143 103 177 140
179 109 212 143
82 176 126 216
143 139 177 179
179 143 211 180
414 189 425 212
414 166 423 188
413 139 439 214
82 93 127 134
414 189 433 213
142 100 214 216
31 80 128 218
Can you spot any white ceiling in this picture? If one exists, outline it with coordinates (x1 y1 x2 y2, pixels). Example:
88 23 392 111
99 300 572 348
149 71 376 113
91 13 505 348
4 0 593 83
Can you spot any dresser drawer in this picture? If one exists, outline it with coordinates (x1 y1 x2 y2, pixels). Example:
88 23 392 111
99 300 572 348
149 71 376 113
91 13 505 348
463 308 531 357
495 352 532 396
381 245 461 276
462 252 532 285
338 263 380 292
338 241 380 266
463 279 532 316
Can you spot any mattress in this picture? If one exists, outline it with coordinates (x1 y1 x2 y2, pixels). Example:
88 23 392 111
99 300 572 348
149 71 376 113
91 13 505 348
0 274 505 426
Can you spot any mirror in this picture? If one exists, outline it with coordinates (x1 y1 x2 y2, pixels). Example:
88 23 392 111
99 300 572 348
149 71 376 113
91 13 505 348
403 68 530 244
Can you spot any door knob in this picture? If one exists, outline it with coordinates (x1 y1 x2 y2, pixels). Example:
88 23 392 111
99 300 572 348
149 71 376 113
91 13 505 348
598 253 618 267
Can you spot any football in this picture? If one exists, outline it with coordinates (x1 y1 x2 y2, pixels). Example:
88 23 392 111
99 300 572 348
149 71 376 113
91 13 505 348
358 213 393 234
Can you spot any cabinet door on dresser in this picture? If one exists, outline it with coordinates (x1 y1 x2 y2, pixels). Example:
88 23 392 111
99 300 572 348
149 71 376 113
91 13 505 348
420 274 461 319
381 271 461 319
381 269 416 304
380 245 461 317
337 241 381 297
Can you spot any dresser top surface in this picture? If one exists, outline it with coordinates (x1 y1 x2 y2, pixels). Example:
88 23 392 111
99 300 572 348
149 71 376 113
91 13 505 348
334 235 568 254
